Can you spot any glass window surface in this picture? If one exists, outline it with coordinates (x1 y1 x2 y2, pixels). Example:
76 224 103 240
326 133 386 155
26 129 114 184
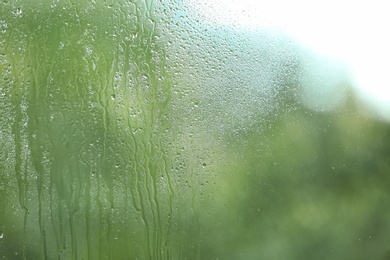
1 1 389 259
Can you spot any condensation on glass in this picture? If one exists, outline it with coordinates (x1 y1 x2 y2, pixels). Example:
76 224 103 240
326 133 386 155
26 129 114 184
0 1 194 259
1 1 390 260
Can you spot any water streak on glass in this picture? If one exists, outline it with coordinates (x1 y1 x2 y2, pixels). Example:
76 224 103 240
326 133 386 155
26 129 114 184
0 1 189 259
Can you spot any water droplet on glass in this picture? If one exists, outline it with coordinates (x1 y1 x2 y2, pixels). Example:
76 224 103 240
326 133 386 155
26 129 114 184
12 8 22 16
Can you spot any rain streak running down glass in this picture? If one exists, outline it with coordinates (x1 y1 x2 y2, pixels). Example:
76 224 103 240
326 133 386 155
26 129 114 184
1 0 390 259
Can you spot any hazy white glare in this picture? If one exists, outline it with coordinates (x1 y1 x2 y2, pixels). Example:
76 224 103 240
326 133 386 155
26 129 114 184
189 0 390 121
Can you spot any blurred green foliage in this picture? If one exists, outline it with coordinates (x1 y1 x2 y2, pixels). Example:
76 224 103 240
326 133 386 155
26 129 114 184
205 99 390 259
1 1 390 260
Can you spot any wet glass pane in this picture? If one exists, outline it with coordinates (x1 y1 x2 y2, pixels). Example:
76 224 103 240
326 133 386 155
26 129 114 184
1 0 390 259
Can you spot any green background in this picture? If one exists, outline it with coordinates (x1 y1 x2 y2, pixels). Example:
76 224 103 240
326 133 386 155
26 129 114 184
1 1 389 259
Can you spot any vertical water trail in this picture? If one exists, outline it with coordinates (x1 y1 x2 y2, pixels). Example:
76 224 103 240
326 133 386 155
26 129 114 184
187 145 201 260
84 156 92 260
142 4 165 257
117 45 142 256
133 6 154 257
28 71 48 260
9 52 29 259
102 57 113 260
95 72 105 260
48 141 61 259
157 49 175 259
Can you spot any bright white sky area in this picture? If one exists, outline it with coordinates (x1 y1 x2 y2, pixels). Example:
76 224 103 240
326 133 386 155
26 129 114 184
189 0 390 121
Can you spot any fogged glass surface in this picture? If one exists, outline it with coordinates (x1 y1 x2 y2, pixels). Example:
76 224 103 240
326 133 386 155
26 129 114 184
1 1 390 259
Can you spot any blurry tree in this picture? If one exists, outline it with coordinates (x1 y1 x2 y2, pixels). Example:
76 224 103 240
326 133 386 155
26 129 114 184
202 92 390 259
